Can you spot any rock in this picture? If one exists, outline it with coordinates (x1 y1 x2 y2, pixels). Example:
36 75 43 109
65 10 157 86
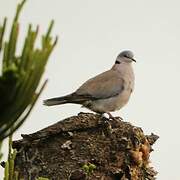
13 113 159 180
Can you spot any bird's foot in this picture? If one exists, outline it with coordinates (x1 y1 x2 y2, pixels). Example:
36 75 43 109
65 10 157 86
116 116 123 121
107 112 123 121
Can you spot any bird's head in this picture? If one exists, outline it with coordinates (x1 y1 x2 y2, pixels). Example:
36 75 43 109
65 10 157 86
115 50 136 64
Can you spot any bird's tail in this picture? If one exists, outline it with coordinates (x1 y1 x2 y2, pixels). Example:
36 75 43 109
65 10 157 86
43 93 90 106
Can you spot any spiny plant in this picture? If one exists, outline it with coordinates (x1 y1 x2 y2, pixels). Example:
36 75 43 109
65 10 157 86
0 0 57 141
3 135 18 180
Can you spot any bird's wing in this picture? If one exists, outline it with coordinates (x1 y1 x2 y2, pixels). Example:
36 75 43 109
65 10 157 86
75 70 125 100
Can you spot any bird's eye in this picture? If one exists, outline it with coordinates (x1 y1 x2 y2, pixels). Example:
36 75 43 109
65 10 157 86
124 55 129 58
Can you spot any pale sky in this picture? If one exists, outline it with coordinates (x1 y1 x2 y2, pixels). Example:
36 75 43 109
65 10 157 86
1 0 180 179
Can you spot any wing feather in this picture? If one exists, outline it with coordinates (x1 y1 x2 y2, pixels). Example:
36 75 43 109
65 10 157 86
75 70 124 100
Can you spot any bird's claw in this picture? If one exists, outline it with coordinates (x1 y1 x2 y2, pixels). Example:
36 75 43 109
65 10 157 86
107 112 123 121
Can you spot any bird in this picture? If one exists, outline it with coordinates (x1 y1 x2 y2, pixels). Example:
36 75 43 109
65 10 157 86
43 50 136 119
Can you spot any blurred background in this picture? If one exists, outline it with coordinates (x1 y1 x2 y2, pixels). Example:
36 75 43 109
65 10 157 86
1 0 180 179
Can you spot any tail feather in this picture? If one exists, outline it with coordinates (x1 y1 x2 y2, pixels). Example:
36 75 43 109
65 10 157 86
43 97 68 106
43 93 91 106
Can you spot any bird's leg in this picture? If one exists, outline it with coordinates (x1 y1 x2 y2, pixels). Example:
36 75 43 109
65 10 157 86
100 113 113 121
98 113 113 135
98 113 109 124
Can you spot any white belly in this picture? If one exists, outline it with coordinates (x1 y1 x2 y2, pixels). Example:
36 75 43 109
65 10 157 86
86 89 132 113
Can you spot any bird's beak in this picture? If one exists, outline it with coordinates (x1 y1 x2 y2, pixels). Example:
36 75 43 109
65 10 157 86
131 58 136 62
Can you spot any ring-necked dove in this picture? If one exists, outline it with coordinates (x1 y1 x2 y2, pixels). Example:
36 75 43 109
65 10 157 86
43 50 136 118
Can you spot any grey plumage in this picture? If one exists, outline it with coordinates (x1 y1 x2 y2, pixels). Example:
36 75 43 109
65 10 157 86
43 50 135 114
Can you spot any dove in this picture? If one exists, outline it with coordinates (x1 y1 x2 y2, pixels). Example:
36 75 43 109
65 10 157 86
43 50 136 118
